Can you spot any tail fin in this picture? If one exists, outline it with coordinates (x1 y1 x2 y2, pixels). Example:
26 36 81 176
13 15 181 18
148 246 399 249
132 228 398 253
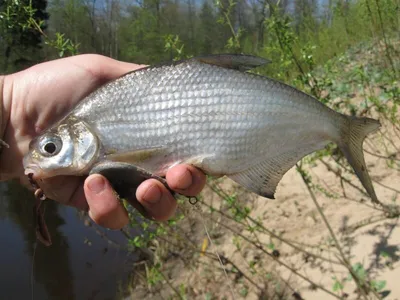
338 116 381 203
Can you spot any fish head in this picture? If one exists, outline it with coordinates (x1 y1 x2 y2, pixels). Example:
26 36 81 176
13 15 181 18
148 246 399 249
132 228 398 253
23 119 100 179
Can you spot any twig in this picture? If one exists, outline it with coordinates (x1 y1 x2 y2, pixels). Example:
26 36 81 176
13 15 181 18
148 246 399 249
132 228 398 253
158 269 184 300
319 159 370 198
297 164 372 300
207 182 342 265
205 213 342 299
364 149 400 162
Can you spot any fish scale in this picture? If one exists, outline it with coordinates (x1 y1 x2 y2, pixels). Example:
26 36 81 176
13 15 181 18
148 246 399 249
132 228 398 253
23 54 381 202
84 63 322 172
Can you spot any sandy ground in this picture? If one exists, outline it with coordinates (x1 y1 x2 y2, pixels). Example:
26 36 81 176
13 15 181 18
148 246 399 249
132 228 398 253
267 160 400 300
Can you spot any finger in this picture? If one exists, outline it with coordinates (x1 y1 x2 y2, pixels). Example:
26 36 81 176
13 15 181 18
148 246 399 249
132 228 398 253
68 54 146 84
84 174 129 230
136 179 177 221
166 164 206 196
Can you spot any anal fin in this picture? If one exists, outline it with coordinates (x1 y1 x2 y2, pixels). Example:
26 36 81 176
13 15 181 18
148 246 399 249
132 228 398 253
228 147 322 199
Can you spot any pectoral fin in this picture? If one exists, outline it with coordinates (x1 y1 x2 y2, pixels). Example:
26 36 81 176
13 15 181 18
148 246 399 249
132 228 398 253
106 147 166 165
89 161 174 219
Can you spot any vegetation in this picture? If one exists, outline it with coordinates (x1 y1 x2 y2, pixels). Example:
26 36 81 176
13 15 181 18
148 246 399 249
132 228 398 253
1 0 399 299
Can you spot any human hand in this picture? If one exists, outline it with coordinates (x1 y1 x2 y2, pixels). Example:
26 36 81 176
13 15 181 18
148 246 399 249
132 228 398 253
0 54 206 229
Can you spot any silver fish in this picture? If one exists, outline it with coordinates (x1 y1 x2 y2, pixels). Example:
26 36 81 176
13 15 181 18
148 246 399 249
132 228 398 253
23 54 381 202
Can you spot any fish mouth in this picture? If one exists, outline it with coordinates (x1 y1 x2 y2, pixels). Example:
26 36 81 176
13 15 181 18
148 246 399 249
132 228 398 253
23 164 44 179
23 155 44 179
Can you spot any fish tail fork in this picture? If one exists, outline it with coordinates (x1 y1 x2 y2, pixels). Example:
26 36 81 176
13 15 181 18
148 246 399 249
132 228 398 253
338 116 381 203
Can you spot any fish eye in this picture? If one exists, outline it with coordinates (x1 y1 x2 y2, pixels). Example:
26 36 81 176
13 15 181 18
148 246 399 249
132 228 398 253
39 135 62 157
44 142 57 154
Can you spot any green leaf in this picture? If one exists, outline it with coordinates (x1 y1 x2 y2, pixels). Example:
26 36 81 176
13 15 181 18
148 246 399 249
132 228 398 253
332 280 344 292
380 251 389 258
352 262 367 281
371 280 386 292
267 242 275 250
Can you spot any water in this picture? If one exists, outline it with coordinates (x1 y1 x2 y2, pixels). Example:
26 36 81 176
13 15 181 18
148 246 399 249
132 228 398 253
0 181 139 300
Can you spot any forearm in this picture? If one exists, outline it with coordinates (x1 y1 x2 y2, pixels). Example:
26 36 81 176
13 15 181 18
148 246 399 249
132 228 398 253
0 75 8 147
0 75 11 181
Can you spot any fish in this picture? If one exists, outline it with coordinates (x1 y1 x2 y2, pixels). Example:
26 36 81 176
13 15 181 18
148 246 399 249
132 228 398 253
23 54 381 204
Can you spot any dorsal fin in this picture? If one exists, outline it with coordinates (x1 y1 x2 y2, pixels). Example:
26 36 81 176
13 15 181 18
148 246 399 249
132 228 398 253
114 54 271 79
193 54 270 71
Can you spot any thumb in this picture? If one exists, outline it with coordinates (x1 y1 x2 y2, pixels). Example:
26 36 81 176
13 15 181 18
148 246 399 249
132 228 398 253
84 174 130 230
67 54 147 82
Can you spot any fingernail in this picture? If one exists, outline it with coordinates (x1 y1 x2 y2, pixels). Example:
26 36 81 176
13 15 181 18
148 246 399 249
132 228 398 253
143 184 162 204
87 176 106 194
177 169 193 190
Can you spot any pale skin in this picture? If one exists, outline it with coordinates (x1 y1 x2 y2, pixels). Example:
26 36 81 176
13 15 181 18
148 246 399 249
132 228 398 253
0 54 206 229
